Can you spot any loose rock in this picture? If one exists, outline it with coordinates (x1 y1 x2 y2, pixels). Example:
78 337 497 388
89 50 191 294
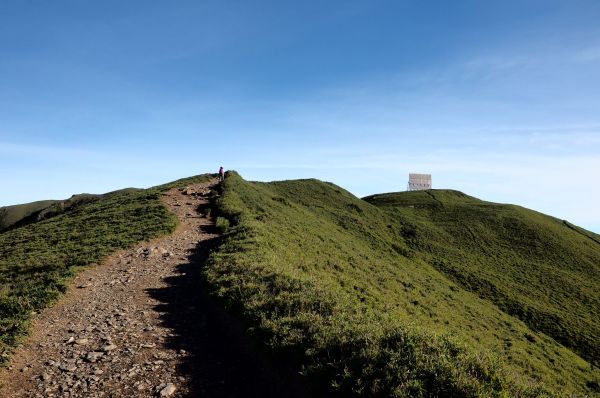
85 352 104 363
101 344 117 352
159 383 176 397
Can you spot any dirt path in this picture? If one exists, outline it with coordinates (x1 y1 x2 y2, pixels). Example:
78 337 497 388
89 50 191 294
0 181 299 398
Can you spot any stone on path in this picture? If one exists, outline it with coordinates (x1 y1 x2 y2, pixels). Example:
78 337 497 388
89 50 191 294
85 352 104 363
101 344 117 352
159 383 177 397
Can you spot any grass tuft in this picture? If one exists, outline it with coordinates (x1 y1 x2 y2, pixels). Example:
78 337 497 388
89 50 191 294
215 217 230 233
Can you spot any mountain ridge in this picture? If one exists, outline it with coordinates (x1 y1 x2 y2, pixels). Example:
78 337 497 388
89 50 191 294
363 188 599 366
1 172 598 396
0 188 141 233
208 172 599 396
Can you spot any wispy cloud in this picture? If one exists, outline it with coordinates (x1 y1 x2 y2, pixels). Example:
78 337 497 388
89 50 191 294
575 45 600 63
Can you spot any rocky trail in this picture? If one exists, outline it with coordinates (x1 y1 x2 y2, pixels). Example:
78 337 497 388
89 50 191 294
0 181 297 398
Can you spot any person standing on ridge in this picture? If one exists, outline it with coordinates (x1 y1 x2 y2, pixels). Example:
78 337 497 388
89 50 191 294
218 166 225 182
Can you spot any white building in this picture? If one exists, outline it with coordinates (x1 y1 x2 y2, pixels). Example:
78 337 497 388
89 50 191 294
407 173 432 191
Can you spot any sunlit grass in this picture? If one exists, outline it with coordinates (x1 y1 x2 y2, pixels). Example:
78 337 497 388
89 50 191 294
207 171 599 397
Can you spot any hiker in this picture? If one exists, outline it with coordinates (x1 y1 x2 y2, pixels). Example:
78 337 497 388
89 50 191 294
218 166 225 182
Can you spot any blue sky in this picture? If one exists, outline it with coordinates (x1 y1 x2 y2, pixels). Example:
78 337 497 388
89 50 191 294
1 0 599 232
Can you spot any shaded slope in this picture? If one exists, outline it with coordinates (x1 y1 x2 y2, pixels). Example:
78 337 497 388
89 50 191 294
208 172 599 397
0 189 141 233
364 189 600 366
0 200 59 231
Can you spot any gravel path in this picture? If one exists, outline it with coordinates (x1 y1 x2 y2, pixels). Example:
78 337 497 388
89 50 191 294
0 181 300 398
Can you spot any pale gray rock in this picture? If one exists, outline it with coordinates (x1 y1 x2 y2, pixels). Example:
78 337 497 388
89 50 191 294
159 383 176 397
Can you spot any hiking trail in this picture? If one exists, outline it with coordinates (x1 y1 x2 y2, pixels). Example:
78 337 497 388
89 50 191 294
0 181 293 398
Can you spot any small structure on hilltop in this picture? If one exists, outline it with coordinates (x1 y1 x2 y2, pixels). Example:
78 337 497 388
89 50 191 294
407 173 432 191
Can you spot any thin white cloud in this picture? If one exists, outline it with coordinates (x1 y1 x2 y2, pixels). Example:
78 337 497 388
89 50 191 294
575 46 600 63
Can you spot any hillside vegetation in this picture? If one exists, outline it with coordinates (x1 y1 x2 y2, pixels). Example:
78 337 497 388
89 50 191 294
208 172 599 397
2 172 598 396
0 200 59 231
0 189 141 232
0 175 211 363
364 190 600 367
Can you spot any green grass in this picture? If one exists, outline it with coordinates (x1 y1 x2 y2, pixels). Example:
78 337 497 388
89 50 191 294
2 171 598 396
215 217 230 233
0 174 212 364
0 189 142 232
364 190 600 367
0 200 59 231
207 172 599 397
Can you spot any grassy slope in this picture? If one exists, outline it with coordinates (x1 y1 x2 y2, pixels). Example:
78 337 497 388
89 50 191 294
0 200 59 231
364 190 600 366
0 189 143 232
0 175 212 363
209 172 598 397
